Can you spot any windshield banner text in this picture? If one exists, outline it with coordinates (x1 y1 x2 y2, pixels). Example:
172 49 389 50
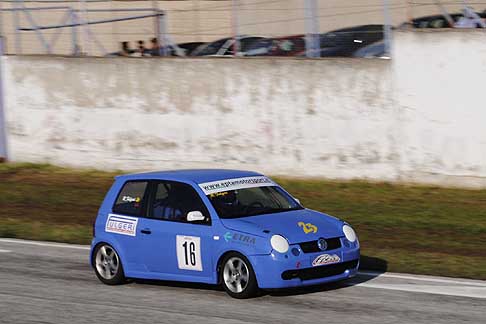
199 176 275 195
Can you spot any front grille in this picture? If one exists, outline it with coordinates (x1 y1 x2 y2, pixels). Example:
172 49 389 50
281 259 359 281
299 237 342 253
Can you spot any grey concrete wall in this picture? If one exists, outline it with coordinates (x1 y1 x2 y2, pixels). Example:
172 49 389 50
4 30 486 188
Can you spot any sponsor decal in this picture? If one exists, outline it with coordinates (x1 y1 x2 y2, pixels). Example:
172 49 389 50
298 222 318 234
296 261 301 269
224 231 256 245
312 254 340 267
199 176 275 195
223 232 233 242
122 196 141 203
209 192 229 198
105 214 138 236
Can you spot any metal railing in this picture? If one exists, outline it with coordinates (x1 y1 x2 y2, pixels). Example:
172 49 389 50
0 0 484 58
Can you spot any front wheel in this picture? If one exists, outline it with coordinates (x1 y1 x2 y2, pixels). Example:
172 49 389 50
93 243 126 285
221 253 259 299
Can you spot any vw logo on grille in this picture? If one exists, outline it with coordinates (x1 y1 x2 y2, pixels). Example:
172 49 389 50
317 238 327 251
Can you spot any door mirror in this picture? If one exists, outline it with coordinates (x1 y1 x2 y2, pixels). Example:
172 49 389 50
187 211 205 222
294 198 301 205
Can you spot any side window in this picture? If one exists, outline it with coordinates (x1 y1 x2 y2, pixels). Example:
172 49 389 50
113 181 148 216
151 181 210 225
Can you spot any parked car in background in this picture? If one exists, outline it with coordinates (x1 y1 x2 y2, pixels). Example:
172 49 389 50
177 42 206 56
352 40 386 58
408 13 461 28
154 44 185 57
404 11 486 28
243 35 306 57
106 24 388 59
191 37 231 56
191 36 265 56
299 24 384 57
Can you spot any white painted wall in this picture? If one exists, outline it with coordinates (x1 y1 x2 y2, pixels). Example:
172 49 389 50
392 30 486 187
3 30 486 188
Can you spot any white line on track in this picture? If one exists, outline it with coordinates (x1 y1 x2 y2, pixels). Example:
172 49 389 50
358 271 486 287
1 238 485 299
0 238 90 250
0 249 11 253
350 282 486 299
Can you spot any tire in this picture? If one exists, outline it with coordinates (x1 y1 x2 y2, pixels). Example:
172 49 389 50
220 252 259 299
93 243 126 285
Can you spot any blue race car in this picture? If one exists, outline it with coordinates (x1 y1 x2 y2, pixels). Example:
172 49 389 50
90 169 360 298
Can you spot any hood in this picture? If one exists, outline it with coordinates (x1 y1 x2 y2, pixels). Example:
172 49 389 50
220 209 344 244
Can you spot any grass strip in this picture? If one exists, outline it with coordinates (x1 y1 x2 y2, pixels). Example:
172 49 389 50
1 163 485 279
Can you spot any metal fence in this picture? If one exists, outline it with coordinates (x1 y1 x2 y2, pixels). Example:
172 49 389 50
0 0 485 58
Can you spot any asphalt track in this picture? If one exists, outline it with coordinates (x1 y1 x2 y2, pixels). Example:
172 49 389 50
0 239 485 324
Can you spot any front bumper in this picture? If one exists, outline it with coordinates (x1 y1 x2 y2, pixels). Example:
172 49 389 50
249 239 360 289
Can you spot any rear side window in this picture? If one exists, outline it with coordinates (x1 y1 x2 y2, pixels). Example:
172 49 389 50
113 181 148 216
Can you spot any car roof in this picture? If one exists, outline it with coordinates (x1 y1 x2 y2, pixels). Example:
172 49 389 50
116 169 264 184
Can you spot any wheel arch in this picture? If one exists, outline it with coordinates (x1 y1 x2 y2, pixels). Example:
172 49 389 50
90 240 125 268
215 250 257 285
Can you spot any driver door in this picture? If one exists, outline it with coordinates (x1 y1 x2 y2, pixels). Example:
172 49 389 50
138 180 214 280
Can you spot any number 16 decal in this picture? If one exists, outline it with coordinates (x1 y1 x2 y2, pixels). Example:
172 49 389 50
176 235 202 271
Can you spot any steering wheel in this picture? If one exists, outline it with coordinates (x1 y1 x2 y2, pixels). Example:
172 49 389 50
243 201 264 214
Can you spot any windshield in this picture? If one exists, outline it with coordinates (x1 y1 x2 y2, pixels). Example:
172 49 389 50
207 186 302 219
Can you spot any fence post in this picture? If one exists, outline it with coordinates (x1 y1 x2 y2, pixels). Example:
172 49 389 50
152 1 163 56
383 0 392 57
0 2 4 50
70 9 79 55
406 0 413 26
0 36 8 162
304 0 319 58
80 0 90 55
231 0 240 56
13 0 22 54
193 0 201 42
158 10 169 56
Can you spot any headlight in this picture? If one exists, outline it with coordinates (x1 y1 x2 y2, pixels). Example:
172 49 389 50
270 235 289 253
343 224 357 242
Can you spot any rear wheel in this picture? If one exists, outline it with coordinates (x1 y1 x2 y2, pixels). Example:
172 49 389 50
93 243 126 285
221 253 259 299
